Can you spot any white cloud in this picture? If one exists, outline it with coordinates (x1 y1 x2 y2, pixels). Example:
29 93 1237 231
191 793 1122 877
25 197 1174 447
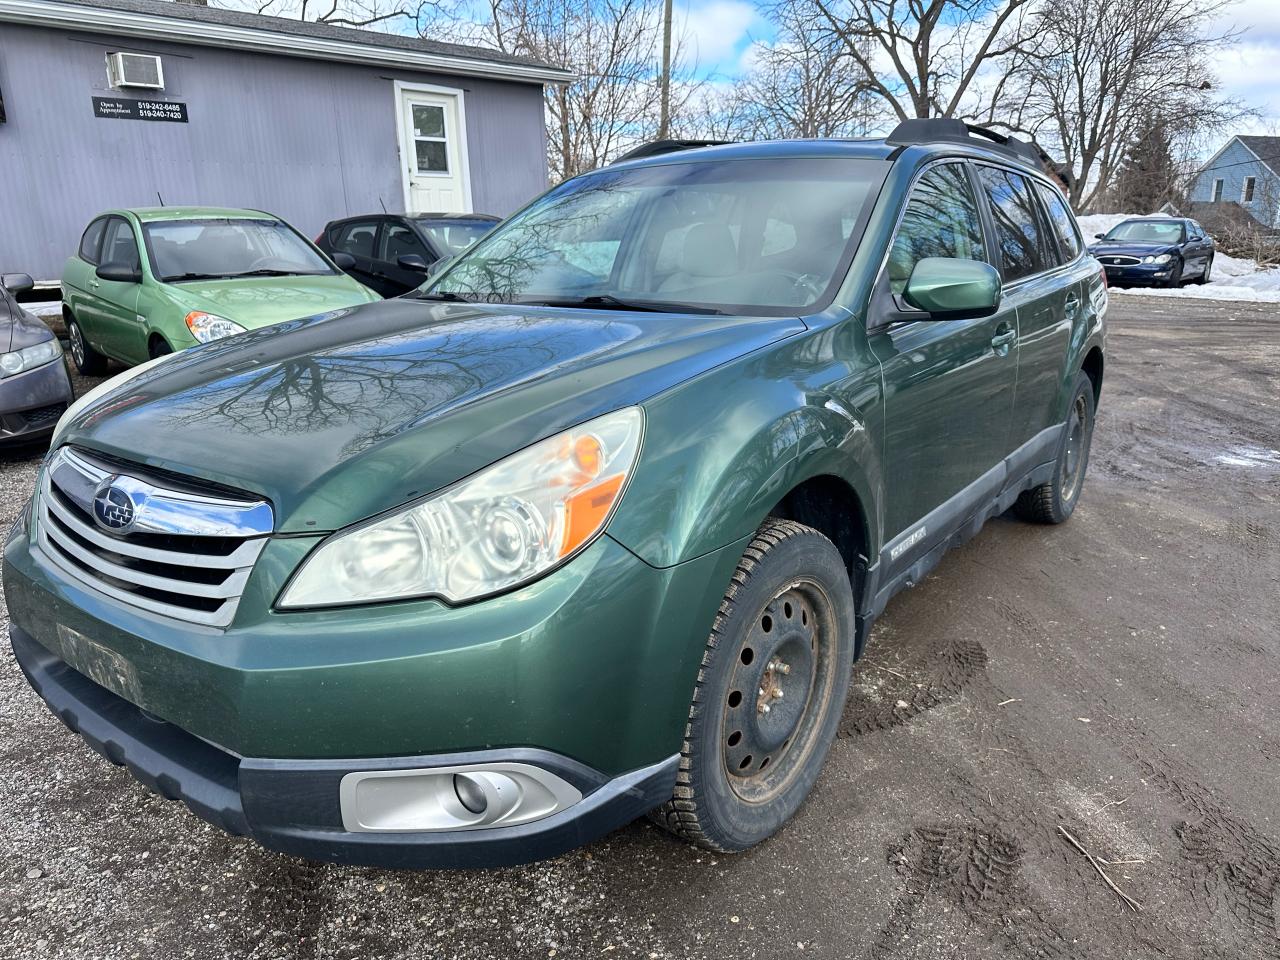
677 0 762 71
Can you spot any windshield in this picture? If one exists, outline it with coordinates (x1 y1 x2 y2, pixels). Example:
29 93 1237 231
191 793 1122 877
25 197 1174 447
420 220 496 258
1104 221 1184 244
143 218 336 282
427 157 886 316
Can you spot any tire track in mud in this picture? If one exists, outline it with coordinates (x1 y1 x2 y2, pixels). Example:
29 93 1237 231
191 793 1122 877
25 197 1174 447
1122 730 1280 959
838 638 987 737
873 824 1074 960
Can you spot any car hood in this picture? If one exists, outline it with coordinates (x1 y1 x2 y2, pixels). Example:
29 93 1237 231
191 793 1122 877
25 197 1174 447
1088 240 1180 257
0 298 58 354
168 273 379 329
58 298 805 532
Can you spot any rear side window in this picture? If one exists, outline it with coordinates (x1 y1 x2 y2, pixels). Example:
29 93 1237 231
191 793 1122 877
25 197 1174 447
332 220 379 258
101 218 141 271
977 167 1058 282
887 163 986 294
79 218 108 264
1034 182 1082 261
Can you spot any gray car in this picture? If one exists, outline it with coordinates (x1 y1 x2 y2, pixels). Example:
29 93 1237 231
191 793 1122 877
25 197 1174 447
0 274 75 445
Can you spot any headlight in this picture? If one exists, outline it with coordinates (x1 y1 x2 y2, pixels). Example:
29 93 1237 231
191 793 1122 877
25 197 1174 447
279 407 644 608
0 338 62 378
185 311 247 343
1142 254 1173 265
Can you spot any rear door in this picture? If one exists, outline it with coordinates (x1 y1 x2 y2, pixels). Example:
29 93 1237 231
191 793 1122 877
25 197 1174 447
92 217 145 363
327 219 385 292
869 160 1020 563
973 165 1077 461
64 217 108 343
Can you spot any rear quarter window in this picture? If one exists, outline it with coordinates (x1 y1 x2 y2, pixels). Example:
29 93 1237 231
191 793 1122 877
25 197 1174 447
1034 182 1083 261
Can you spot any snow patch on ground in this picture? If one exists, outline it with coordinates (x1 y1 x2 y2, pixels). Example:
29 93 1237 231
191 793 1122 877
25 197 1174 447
1078 213 1280 305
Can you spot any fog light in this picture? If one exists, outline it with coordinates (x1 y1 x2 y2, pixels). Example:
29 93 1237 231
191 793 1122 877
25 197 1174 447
339 761 582 833
454 773 488 814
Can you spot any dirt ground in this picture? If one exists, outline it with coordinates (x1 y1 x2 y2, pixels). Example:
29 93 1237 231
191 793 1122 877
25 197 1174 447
1 294 1278 960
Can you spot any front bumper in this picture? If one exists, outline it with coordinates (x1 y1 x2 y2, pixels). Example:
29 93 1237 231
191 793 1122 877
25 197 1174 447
1097 262 1175 285
0 357 74 443
12 624 678 868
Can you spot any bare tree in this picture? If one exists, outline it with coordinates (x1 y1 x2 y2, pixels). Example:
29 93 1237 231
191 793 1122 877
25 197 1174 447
997 0 1246 209
215 0 439 29
479 0 699 181
694 5 876 141
777 0 1040 123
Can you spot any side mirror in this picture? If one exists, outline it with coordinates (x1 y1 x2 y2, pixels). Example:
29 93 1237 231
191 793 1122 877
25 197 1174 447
331 252 357 270
1 273 34 295
397 254 431 273
96 261 141 283
1094 233 1106 239
903 258 1001 320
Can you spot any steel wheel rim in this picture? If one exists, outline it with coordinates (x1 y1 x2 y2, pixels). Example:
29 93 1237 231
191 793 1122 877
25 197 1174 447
70 324 85 367
1060 393 1089 502
721 578 839 804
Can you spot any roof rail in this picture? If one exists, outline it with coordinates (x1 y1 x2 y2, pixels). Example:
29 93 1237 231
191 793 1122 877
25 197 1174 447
885 119 1045 171
611 139 730 164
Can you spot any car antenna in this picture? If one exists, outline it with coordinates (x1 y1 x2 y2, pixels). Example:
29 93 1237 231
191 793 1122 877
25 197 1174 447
156 191 165 206
378 196 388 214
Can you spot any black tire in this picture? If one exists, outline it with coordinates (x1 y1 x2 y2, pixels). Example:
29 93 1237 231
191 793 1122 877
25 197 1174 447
1193 255 1213 285
1015 371 1096 524
148 336 173 359
650 518 856 852
66 315 107 376
1163 256 1184 287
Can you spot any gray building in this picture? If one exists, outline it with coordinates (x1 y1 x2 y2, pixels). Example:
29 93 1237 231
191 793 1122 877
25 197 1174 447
0 0 571 280
1187 135 1280 229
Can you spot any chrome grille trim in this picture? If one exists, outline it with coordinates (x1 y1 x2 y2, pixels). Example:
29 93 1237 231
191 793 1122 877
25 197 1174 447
35 447 273 628
1100 255 1141 266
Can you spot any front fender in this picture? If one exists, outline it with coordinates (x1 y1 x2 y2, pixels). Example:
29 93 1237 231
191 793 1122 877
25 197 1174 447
609 322 884 568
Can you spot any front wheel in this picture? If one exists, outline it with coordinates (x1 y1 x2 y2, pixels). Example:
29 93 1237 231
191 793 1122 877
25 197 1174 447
1164 257 1184 287
1015 371 1096 524
650 518 856 852
1193 255 1213 285
67 316 107 376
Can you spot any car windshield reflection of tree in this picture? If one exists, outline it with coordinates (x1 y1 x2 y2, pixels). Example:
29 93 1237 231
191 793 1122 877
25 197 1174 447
150 314 630 458
427 159 881 315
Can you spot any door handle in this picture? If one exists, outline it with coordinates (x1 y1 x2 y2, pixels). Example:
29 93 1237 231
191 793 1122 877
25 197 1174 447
88 279 100 289
991 329 1016 350
1064 294 1080 320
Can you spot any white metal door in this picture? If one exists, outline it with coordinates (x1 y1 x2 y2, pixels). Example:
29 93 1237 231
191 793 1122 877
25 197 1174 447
400 90 469 214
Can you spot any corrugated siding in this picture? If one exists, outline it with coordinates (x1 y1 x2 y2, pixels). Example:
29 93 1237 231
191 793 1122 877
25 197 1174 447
0 23 549 279
1188 139 1280 226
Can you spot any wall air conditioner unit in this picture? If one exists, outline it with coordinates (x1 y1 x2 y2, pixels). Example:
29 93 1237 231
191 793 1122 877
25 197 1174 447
106 52 165 90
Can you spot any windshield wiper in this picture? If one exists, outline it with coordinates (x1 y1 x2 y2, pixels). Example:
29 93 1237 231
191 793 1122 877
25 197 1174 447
164 272 235 282
524 294 726 315
223 269 314 278
415 290 473 302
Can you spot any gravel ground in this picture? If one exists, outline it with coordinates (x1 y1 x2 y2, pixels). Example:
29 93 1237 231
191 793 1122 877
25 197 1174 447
1 296 1278 959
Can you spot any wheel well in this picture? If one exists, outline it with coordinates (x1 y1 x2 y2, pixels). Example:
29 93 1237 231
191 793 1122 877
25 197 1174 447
1081 347 1104 405
768 475 869 597
148 333 169 353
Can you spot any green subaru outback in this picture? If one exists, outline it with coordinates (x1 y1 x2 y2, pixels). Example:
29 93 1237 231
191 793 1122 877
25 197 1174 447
6 120 1105 868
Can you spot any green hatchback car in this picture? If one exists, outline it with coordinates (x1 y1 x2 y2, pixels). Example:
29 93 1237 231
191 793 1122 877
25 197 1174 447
7 121 1105 868
61 207 380 372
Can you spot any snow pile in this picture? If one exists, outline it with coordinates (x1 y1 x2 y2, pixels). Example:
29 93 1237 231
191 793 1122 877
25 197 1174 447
1077 212 1280 304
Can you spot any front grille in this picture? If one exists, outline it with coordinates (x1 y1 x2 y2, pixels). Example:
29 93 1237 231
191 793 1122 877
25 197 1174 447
35 447 273 628
21 402 67 428
1100 255 1141 266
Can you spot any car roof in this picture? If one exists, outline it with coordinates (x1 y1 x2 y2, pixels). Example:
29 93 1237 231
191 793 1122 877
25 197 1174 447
407 212 501 221
119 207 280 223
603 135 1055 181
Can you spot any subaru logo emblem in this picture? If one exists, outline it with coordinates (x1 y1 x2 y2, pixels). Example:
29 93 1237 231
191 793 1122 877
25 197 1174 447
92 477 136 532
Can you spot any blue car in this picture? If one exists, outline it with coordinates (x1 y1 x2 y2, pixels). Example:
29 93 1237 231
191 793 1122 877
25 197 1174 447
1088 217 1215 287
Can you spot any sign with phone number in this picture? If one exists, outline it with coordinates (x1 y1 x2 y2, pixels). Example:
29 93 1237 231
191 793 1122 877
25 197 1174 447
92 97 188 123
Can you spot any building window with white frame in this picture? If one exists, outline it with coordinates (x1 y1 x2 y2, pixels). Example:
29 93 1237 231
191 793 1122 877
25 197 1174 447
1212 179 1224 202
1243 176 1256 202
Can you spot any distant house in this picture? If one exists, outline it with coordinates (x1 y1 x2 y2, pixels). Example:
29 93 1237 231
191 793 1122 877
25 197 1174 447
1188 135 1280 228
0 0 572 281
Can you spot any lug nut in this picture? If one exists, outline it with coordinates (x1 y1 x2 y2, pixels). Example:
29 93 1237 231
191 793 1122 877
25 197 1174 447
773 688 783 700
759 702 771 714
